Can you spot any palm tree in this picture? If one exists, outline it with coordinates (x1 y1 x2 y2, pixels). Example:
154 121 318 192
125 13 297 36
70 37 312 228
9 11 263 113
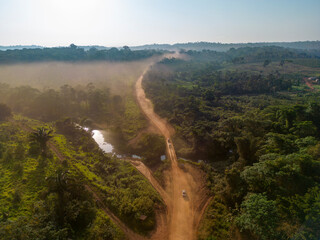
29 127 53 153
46 169 70 193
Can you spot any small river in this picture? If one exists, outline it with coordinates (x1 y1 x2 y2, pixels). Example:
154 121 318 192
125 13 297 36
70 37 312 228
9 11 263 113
92 130 114 153
80 125 167 161
90 128 142 159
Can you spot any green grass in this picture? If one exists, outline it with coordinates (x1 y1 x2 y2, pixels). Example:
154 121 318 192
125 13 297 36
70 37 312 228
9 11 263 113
198 197 232 240
225 61 320 76
293 58 320 68
313 85 320 91
291 85 309 92
178 158 201 166
0 120 58 220
88 210 125 240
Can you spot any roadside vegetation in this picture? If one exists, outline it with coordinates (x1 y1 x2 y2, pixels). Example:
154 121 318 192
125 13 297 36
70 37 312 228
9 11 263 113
136 133 166 167
143 46 320 240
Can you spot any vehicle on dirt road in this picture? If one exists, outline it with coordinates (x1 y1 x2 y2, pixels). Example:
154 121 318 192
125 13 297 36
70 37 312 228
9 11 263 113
182 190 187 197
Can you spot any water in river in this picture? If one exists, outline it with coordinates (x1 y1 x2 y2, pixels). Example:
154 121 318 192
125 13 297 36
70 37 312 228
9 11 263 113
92 130 114 153
89 128 142 159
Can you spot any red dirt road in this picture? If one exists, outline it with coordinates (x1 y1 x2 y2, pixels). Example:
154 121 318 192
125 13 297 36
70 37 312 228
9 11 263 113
135 67 210 240
304 78 315 90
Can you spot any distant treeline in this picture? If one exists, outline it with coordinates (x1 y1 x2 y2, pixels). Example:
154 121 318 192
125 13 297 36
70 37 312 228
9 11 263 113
0 44 163 63
181 46 320 63
2 41 319 53
0 45 42 51
0 45 110 51
132 41 320 51
0 82 123 122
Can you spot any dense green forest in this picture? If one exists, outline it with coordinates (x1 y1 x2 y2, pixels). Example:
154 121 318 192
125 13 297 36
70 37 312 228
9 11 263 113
143 47 320 239
0 44 163 63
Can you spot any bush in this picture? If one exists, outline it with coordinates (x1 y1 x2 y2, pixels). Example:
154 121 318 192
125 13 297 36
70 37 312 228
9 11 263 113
3 148 13 163
14 142 25 161
0 142 4 159
236 193 282 240
12 190 22 205
28 142 41 156
137 133 166 166
88 211 124 240
13 163 23 176
0 104 12 121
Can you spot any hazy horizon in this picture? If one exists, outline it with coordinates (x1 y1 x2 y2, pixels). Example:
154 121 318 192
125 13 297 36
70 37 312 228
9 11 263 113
1 40 320 49
0 0 319 47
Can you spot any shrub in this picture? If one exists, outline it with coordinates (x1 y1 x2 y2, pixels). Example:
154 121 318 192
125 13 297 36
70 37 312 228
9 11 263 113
0 104 12 121
236 193 282 240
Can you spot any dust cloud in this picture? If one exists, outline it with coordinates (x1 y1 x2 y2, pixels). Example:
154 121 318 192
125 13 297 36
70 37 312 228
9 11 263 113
0 58 158 95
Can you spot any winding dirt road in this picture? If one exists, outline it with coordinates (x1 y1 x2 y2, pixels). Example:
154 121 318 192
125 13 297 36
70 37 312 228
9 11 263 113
13 60 210 240
135 67 210 240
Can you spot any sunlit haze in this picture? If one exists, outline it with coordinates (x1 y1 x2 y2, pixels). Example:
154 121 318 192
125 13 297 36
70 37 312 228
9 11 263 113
0 0 319 46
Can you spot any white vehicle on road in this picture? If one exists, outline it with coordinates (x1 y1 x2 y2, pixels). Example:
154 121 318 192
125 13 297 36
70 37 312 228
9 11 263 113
182 190 187 197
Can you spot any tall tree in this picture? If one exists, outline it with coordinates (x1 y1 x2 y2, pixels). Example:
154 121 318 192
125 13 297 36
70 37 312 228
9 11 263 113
46 169 71 226
29 127 53 154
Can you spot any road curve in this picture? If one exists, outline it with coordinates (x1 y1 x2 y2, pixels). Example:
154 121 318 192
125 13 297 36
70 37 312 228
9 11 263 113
135 65 209 240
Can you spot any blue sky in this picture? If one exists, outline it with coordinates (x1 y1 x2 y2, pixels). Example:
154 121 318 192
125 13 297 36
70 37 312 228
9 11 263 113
0 0 319 46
